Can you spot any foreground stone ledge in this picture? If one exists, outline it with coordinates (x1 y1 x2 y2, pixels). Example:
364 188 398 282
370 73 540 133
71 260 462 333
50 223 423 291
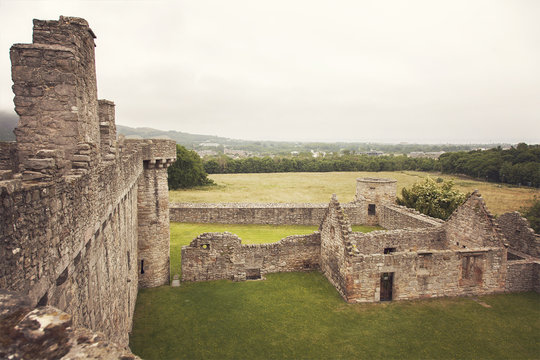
0 290 139 360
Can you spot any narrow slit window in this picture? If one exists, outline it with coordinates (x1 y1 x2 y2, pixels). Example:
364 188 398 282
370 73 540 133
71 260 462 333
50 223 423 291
141 259 145 274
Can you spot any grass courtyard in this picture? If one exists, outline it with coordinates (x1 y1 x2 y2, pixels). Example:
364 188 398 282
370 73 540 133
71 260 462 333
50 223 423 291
131 173 540 359
130 222 540 359
130 272 540 360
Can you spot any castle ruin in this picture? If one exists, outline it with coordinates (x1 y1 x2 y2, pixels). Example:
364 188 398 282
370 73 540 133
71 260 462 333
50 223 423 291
180 178 540 302
1 17 175 358
0 15 539 360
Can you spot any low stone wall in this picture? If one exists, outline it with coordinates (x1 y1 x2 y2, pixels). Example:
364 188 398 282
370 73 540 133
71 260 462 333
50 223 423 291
171 202 329 225
181 232 321 282
379 204 443 230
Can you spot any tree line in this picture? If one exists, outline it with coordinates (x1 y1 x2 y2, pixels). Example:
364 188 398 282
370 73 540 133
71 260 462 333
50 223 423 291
203 155 438 174
438 143 540 187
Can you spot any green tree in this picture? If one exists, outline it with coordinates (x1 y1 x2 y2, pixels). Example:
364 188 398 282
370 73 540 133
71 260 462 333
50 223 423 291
168 145 214 189
520 198 540 233
397 178 467 220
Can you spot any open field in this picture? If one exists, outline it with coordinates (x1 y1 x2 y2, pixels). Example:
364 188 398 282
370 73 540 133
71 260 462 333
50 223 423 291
169 171 539 215
170 222 380 278
130 272 540 360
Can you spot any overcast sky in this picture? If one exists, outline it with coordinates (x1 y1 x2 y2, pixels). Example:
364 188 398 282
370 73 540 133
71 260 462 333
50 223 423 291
0 0 539 143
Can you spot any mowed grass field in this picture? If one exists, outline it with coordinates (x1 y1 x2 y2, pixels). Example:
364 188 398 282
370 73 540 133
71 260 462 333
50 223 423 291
169 171 539 215
130 273 540 360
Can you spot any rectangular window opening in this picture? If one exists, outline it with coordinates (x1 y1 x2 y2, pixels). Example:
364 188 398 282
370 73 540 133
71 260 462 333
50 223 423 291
368 204 376 215
141 259 145 274
384 247 396 254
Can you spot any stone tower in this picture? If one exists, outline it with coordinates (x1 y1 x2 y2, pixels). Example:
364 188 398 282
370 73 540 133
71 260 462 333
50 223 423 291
355 178 397 204
134 140 176 288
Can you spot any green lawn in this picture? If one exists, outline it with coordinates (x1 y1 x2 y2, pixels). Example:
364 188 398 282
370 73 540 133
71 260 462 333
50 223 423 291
130 273 540 359
170 222 381 278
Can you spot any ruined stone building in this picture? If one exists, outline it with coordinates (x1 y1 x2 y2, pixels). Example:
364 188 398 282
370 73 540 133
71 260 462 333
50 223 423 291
180 178 540 302
1 17 175 358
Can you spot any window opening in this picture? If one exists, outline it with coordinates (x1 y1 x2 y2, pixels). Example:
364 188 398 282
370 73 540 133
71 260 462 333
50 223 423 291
384 247 396 254
141 259 145 274
368 204 376 215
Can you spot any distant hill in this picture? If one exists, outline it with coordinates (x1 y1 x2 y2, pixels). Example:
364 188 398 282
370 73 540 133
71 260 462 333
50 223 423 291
116 125 233 146
116 124 508 156
0 110 17 141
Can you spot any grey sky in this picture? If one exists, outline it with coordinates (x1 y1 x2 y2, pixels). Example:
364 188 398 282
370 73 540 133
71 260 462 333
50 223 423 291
1 0 539 143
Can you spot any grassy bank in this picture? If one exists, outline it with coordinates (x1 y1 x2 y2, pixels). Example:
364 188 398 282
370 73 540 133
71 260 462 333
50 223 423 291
130 273 540 359
169 171 539 215
170 222 380 278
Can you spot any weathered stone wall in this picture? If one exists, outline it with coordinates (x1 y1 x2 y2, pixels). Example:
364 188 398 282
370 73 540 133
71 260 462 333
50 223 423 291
0 142 17 172
350 227 446 255
444 191 505 248
170 201 418 226
378 204 443 230
496 212 539 257
11 17 101 177
170 202 330 225
1 16 176 348
181 232 321 282
319 196 354 300
346 248 507 302
0 150 143 345
505 260 537 292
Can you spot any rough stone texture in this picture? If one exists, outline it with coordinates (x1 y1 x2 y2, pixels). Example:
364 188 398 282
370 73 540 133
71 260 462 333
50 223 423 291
444 191 505 248
1 16 176 349
496 212 539 257
0 142 18 172
0 290 140 360
181 232 320 282
137 160 171 288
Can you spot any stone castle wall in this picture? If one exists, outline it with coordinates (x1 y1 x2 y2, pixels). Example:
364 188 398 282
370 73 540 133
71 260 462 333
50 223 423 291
0 16 176 349
181 232 321 282
169 202 441 227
